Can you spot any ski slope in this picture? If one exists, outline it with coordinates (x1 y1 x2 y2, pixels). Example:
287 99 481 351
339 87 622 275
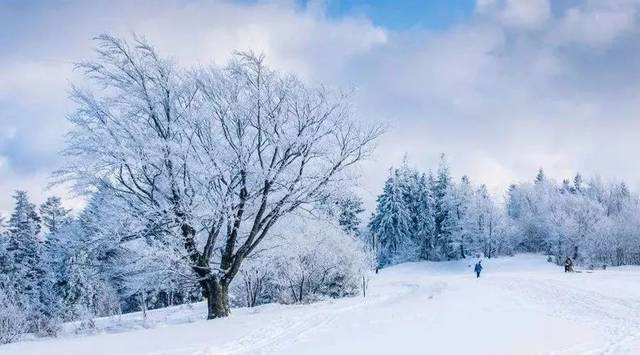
2 254 640 355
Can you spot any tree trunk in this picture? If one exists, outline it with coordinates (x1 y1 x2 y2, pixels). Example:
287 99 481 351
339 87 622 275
204 278 230 319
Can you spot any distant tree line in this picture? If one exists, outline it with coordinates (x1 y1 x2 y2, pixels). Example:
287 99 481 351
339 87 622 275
369 156 640 268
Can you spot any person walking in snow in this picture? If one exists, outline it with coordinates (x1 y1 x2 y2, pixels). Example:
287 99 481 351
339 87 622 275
564 257 574 272
474 261 483 278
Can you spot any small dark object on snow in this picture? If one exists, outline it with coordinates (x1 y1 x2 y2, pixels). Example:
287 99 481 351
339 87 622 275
564 257 574 272
602 264 607 270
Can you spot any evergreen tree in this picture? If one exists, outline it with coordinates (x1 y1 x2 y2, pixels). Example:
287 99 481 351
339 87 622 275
336 196 365 237
506 184 520 219
412 173 436 260
0 213 6 234
7 191 43 297
369 172 413 266
6 191 59 334
573 173 583 194
396 162 423 252
433 155 454 260
535 168 545 184
39 196 71 234
0 219 12 290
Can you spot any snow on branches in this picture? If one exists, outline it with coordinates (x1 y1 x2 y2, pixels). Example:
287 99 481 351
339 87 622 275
57 34 382 319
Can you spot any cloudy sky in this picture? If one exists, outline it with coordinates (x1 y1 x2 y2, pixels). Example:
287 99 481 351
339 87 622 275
2 0 640 214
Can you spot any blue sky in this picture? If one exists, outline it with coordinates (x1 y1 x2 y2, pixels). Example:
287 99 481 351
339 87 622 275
318 0 475 29
2 0 640 214
233 0 476 30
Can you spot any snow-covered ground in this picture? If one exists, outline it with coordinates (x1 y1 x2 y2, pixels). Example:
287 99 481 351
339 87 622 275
2 254 640 355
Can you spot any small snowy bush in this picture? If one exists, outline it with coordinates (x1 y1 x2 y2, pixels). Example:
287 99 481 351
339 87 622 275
274 221 370 303
0 289 28 344
232 217 372 306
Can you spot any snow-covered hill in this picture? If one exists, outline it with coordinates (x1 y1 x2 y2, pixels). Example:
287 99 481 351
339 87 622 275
2 254 640 355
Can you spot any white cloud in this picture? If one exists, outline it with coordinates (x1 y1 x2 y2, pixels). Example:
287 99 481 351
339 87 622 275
477 0 551 29
0 61 72 104
552 0 638 47
499 0 551 29
107 1 387 79
3 0 640 212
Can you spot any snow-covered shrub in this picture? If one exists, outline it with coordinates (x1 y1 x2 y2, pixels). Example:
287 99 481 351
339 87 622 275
231 218 372 306
0 288 28 344
232 258 276 308
274 221 369 303
32 313 61 338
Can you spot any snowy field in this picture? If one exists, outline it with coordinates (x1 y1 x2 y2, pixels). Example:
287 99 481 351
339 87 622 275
2 254 640 355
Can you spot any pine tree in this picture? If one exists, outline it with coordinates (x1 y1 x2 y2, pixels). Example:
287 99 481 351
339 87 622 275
40 196 73 316
39 196 71 234
6 191 58 333
57 230 99 322
573 173 583 194
413 173 436 260
433 155 454 260
395 162 423 252
0 219 13 290
336 196 365 237
0 213 6 234
70 188 124 317
535 168 545 184
7 191 43 296
369 171 413 266
506 184 520 219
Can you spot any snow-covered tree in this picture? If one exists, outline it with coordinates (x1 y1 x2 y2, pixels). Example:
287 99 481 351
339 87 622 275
336 196 365 237
231 215 372 306
505 170 640 266
370 156 515 264
4 191 62 334
6 191 42 302
39 196 71 235
0 213 6 234
432 155 457 260
0 287 28 344
7 191 42 270
573 173 584 194
0 214 11 283
369 171 414 265
412 173 436 259
58 34 381 319
535 168 546 184
441 175 473 259
278 217 370 303
468 185 512 258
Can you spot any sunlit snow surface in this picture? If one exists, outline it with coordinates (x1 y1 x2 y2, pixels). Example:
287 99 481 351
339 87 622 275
2 254 640 355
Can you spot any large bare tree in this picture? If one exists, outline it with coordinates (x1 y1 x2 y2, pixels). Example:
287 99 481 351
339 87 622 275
59 34 381 319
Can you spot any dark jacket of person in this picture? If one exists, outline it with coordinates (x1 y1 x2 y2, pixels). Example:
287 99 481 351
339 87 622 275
474 262 483 273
